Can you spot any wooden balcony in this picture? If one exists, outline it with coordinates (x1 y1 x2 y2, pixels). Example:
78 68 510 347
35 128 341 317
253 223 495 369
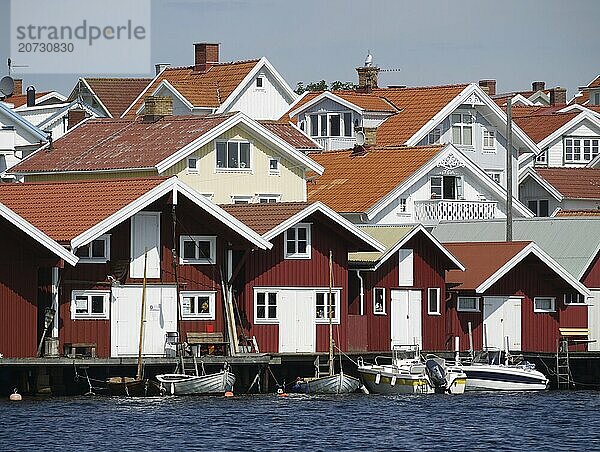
415 199 497 224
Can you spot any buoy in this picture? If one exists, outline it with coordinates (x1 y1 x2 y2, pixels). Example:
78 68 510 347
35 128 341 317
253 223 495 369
224 391 234 397
10 389 22 401
277 388 288 397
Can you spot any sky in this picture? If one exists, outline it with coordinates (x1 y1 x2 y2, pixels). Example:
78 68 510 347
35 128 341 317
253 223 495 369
0 0 599 99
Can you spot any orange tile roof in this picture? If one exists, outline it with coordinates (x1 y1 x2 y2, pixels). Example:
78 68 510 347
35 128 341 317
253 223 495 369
0 178 167 242
512 111 578 143
509 105 563 118
84 78 152 117
222 202 311 235
555 209 600 217
307 145 443 213
3 91 58 108
123 60 259 117
283 90 397 118
570 75 600 105
11 114 234 174
445 241 531 290
258 121 320 150
535 168 600 199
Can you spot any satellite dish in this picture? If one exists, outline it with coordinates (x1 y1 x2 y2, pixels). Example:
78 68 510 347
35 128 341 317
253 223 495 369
0 76 15 98
356 130 366 146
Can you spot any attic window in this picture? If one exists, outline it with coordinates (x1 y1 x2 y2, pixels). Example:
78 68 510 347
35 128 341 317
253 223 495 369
75 235 110 263
428 129 441 145
256 77 263 88
187 156 198 173
216 140 251 170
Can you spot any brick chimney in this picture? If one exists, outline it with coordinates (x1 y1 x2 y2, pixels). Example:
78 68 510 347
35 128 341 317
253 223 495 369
155 63 170 75
478 79 496 96
532 81 545 92
143 96 173 122
194 42 219 73
549 87 567 106
13 79 23 95
67 109 87 130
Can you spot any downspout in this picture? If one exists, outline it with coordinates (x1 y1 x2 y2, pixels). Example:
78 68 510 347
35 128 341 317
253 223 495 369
356 270 365 316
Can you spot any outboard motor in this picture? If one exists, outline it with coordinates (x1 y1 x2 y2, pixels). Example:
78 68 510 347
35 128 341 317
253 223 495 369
425 359 448 393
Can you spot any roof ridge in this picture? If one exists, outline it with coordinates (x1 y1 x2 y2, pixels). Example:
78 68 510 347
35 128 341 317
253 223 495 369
0 176 168 187
373 83 469 91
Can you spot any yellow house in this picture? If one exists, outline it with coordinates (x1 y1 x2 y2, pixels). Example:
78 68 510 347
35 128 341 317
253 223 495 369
11 111 323 205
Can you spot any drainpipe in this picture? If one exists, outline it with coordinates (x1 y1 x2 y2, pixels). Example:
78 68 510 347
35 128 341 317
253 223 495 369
355 270 365 315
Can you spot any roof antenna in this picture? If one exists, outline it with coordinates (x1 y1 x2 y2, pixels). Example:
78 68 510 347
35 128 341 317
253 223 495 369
46 130 53 151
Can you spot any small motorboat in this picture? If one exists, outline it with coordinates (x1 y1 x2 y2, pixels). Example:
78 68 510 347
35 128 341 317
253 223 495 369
357 345 467 394
156 363 235 395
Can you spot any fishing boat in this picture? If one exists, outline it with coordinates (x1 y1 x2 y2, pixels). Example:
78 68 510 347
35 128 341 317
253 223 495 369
156 363 235 395
357 345 467 394
292 251 361 395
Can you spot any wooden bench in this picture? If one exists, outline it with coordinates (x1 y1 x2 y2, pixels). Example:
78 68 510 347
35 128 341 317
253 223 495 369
64 343 97 358
186 332 227 356
559 328 589 337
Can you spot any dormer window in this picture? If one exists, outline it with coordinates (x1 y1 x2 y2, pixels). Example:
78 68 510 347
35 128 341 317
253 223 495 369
308 112 353 138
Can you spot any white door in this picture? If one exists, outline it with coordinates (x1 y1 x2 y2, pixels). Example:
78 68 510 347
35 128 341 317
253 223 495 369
278 290 316 353
483 296 522 351
391 290 422 348
130 212 161 279
589 290 600 351
111 285 177 357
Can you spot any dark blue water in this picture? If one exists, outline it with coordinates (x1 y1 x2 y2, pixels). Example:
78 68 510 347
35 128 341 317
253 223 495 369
1 392 599 451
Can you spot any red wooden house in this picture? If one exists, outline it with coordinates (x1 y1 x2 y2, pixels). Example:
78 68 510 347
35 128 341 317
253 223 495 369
345 224 465 352
444 241 590 353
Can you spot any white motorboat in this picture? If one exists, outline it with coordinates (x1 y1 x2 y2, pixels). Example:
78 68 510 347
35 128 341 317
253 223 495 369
156 363 235 395
357 345 467 395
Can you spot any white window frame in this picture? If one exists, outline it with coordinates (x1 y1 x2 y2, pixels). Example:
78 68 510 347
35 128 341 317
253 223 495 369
451 112 474 147
534 297 556 313
428 128 441 145
187 156 198 174
457 296 480 312
527 199 549 217
257 193 281 204
254 290 279 324
430 175 464 200
268 157 280 175
373 287 386 315
75 234 111 264
70 290 110 320
565 137 600 163
231 195 253 204
315 290 341 324
427 288 441 315
256 76 264 89
486 170 502 185
397 198 409 216
284 223 311 259
564 293 586 305
482 128 496 152
179 235 216 265
215 140 252 171
308 111 353 138
180 291 216 320
535 149 548 165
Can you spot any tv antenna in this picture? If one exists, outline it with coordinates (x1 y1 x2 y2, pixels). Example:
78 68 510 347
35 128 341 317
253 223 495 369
7 58 29 76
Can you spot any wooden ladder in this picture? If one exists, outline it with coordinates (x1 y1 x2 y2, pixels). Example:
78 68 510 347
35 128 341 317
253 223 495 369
556 338 573 389
314 356 331 378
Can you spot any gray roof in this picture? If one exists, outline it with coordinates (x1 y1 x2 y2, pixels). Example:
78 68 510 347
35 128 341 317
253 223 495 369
431 218 600 279
349 225 416 264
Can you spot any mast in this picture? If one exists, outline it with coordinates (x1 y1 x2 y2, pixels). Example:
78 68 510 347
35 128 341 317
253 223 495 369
136 250 148 381
172 206 181 342
328 250 334 376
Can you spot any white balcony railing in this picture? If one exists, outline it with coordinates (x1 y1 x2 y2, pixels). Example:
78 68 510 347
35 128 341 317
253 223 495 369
414 199 497 224
313 137 356 151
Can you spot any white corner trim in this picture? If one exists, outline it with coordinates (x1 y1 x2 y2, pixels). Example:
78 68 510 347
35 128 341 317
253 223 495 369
518 168 564 202
0 202 78 266
510 93 535 106
476 242 590 297
288 91 364 119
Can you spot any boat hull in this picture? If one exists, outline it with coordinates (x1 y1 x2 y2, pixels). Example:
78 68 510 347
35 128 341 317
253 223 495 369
293 373 361 394
461 365 549 391
156 371 235 395
106 377 161 397
358 367 467 395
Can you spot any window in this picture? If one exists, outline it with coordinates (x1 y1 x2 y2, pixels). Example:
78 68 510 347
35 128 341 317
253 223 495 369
255 291 278 322
308 112 353 137
343 112 353 137
269 158 280 175
315 291 340 322
565 138 599 163
535 150 547 165
258 194 280 203
71 291 109 319
428 129 441 145
285 223 311 259
483 129 496 151
458 297 479 312
486 170 502 185
231 195 253 204
534 297 555 313
398 198 408 214
180 292 215 319
75 235 110 263
399 248 414 286
428 288 441 315
187 156 198 173
594 92 600 106
256 77 263 88
373 288 386 315
528 199 549 217
430 175 464 200
216 141 251 170
310 114 319 136
451 113 473 146
179 235 216 264
564 293 586 305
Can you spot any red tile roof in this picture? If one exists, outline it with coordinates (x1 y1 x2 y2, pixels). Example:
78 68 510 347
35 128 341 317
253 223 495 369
123 60 259 117
445 241 531 290
286 90 398 116
222 202 311 235
307 145 443 213
3 91 60 108
555 209 600 217
535 168 600 199
258 121 321 150
0 178 167 242
10 114 234 174
512 111 578 143
84 78 152 117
